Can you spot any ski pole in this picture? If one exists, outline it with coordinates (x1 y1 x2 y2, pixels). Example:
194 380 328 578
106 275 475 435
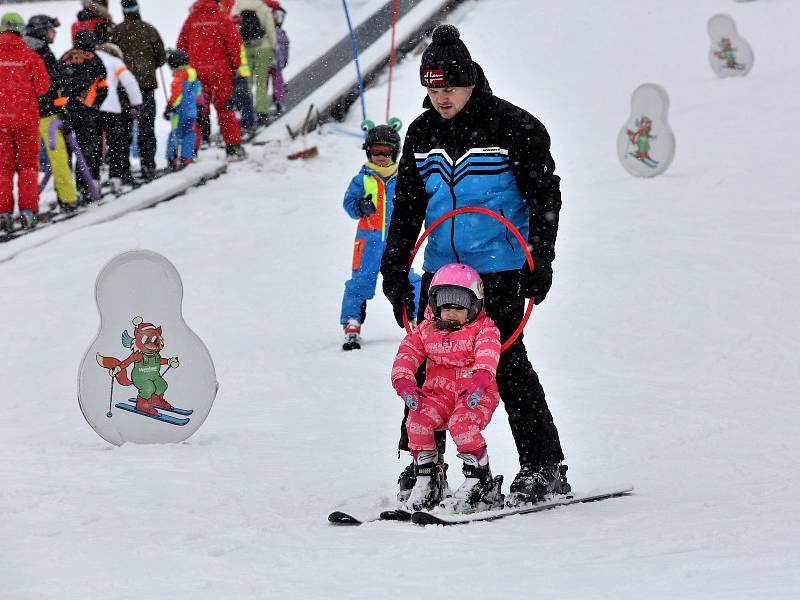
342 0 368 124
385 0 399 123
160 358 177 378
158 66 169 104
106 375 115 418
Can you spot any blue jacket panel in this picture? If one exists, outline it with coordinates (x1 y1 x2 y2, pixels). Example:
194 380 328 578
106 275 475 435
415 147 529 273
177 78 202 121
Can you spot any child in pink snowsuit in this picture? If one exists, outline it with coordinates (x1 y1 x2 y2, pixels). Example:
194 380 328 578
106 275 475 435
390 263 503 511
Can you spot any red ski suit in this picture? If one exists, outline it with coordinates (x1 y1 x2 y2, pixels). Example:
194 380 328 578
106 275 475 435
177 0 242 145
0 33 50 215
391 307 502 453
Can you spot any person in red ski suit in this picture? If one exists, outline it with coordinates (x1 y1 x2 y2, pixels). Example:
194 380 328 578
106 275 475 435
0 13 50 231
177 0 245 159
390 264 503 511
71 0 113 45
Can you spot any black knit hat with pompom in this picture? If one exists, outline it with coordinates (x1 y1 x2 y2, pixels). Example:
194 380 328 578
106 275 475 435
419 24 476 88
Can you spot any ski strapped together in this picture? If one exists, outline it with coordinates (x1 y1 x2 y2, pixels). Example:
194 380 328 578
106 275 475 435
328 486 633 526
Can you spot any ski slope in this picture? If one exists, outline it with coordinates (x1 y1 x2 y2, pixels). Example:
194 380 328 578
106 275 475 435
2 0 800 598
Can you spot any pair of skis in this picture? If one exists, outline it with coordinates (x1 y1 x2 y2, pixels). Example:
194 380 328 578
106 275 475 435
110 398 193 426
328 485 633 526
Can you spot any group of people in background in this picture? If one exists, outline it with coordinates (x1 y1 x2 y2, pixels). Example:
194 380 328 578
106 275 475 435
0 0 289 233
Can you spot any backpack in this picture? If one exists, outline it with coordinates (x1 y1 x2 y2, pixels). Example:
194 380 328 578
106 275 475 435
238 10 265 47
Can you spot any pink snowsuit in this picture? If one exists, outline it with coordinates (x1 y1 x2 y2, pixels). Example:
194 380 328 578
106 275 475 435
391 306 501 454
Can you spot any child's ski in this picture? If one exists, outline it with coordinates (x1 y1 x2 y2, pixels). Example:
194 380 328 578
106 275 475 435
113 402 190 426
627 152 659 169
328 508 411 526
125 398 193 416
411 485 633 526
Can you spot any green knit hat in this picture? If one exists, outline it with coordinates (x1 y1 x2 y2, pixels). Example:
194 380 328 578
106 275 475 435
0 13 25 34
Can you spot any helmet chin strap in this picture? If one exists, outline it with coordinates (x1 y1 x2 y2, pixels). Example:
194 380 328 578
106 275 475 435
434 318 462 331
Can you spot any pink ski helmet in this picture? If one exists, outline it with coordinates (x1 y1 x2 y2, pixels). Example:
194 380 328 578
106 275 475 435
429 263 484 322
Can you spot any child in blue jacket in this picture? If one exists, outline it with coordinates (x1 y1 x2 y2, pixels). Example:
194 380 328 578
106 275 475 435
163 49 203 169
341 120 421 350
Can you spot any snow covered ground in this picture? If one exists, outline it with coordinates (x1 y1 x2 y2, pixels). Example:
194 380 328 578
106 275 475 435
3 0 800 598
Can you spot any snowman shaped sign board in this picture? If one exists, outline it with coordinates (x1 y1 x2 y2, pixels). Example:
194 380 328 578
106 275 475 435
78 250 218 445
617 83 676 178
707 14 754 77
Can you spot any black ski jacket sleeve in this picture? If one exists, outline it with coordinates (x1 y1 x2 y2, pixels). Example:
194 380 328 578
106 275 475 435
501 102 562 267
380 120 428 305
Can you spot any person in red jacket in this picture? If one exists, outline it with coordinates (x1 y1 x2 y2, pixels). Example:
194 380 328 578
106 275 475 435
0 13 50 232
71 0 113 45
177 0 246 160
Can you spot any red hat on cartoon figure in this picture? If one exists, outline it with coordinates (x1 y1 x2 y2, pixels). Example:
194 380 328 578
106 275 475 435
132 316 163 353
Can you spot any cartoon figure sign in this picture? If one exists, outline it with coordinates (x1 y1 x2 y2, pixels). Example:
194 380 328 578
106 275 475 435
707 14 754 77
78 250 217 445
617 83 676 178
96 316 191 426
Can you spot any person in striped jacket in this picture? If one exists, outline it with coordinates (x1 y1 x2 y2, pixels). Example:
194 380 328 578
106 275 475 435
381 25 569 507
390 263 503 511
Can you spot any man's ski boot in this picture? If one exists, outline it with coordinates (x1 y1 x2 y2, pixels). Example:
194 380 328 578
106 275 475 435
449 448 504 512
506 463 571 507
225 144 247 162
342 319 361 351
19 210 37 229
109 177 134 195
405 450 445 511
139 165 156 182
0 212 14 236
57 199 78 214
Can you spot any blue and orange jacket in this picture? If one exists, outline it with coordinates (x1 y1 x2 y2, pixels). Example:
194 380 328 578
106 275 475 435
342 163 398 243
167 65 203 121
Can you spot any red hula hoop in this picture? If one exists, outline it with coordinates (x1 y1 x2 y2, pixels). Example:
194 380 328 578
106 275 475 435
402 206 535 352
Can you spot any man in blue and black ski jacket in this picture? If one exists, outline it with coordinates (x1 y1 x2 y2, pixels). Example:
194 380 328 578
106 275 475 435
381 24 568 506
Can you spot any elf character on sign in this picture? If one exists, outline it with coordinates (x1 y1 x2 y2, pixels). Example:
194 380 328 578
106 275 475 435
96 316 180 415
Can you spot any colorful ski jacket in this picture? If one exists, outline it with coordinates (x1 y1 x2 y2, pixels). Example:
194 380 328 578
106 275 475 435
342 162 398 242
0 33 50 127
167 66 203 120
177 0 242 78
391 306 501 400
382 62 561 276
57 46 108 109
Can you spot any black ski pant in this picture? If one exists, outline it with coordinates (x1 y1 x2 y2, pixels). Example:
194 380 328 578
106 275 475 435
99 111 133 179
397 270 564 467
69 106 102 199
137 90 157 171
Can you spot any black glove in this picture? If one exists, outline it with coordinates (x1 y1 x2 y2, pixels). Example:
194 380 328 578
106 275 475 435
354 194 376 218
129 105 141 120
224 96 236 111
383 268 416 328
519 259 553 305
163 105 175 121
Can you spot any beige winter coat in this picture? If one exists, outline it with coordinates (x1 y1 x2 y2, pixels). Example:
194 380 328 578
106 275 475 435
233 0 277 51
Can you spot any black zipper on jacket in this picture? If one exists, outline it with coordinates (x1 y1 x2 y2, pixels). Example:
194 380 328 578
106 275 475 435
448 174 461 264
498 208 515 252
